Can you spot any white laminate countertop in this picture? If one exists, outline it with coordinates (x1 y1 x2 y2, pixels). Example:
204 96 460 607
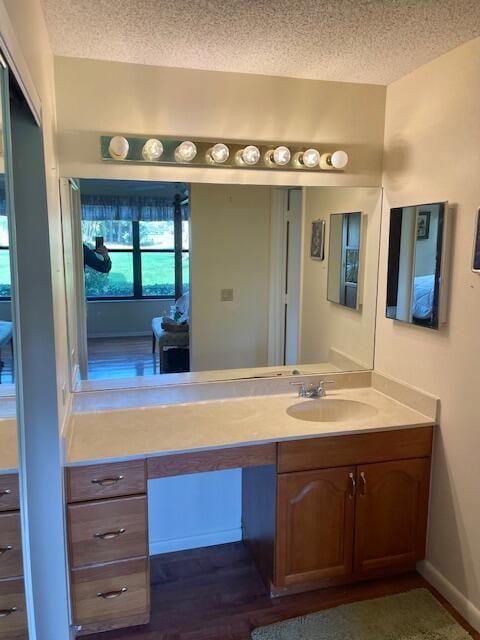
66 387 436 466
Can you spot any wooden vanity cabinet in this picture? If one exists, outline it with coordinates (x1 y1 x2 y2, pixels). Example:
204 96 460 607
66 461 150 636
244 426 434 597
0 474 27 640
275 467 356 586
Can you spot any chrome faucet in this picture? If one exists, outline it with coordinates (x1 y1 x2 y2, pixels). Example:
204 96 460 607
291 380 334 399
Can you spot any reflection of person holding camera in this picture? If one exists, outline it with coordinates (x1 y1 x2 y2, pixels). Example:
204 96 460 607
83 237 112 273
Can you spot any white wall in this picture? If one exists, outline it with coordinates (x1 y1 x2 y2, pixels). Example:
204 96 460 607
148 470 242 554
190 183 271 371
377 37 480 630
87 299 172 337
300 187 382 368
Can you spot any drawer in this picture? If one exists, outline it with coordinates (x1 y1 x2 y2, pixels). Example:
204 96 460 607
67 460 146 503
0 577 27 640
71 557 149 627
68 496 147 569
278 427 434 473
0 512 22 579
0 475 19 513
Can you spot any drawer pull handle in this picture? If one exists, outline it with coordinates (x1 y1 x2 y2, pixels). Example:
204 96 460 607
91 475 124 487
360 471 367 496
0 489 12 497
0 545 13 555
94 528 126 540
0 607 17 618
348 472 356 498
96 587 128 600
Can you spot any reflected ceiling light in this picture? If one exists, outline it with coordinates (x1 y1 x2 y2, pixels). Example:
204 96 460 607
142 138 164 161
320 149 349 170
208 143 230 164
108 136 129 160
301 148 320 168
175 140 197 162
265 145 291 166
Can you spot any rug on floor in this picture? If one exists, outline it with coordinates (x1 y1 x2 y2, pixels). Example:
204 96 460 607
251 588 472 639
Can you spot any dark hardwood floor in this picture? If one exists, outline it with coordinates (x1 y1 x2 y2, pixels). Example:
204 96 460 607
87 336 160 380
85 542 479 640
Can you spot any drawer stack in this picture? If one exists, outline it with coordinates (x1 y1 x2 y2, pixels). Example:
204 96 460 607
0 474 27 640
66 460 150 636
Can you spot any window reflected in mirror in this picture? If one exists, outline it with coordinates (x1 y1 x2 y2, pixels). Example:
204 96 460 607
60 181 382 388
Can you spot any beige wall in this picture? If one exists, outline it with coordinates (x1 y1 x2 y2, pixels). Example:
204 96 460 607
53 56 386 188
377 37 480 627
3 0 70 424
300 187 382 368
190 184 271 371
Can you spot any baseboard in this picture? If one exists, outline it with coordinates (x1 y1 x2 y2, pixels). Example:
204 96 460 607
149 527 242 555
418 560 480 632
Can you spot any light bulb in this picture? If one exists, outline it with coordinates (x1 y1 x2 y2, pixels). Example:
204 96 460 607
273 146 291 166
302 148 320 168
241 145 260 165
331 150 349 169
108 136 129 160
175 140 197 162
142 138 164 161
209 143 230 164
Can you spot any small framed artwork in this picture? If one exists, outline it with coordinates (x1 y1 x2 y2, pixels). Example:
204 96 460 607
417 210 431 240
472 209 480 273
310 219 325 260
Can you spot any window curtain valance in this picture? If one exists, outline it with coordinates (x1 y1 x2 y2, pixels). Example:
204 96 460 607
80 194 188 221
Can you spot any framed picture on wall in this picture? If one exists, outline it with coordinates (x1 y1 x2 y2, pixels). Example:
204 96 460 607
472 209 480 273
310 219 325 260
417 210 431 240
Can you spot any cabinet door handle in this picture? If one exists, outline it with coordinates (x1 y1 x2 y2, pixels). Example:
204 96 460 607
0 489 12 497
96 586 128 600
0 545 13 555
348 472 356 498
0 607 17 618
360 471 367 496
91 475 124 486
94 528 126 540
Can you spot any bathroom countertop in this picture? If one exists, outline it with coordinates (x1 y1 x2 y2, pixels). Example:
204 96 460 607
66 386 437 466
0 418 18 474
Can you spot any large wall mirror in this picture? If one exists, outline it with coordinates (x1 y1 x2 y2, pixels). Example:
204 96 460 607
386 202 449 330
60 181 382 389
0 77 14 396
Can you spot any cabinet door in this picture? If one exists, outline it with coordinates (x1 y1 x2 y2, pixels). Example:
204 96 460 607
276 467 356 587
354 458 430 574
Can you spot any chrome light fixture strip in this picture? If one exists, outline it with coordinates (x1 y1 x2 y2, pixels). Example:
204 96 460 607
100 136 348 172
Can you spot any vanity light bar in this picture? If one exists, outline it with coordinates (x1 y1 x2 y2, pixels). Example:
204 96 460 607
100 136 349 172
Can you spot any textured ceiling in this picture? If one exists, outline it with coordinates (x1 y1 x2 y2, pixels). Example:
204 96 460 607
41 0 480 85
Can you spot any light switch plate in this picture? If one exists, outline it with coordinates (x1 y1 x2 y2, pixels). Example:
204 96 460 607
221 288 234 302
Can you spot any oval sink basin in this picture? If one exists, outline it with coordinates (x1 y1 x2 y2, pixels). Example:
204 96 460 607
287 398 378 423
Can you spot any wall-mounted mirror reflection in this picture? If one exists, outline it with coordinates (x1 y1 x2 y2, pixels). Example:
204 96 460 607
0 106 14 389
60 182 382 388
386 202 448 330
327 211 362 309
0 63 25 640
